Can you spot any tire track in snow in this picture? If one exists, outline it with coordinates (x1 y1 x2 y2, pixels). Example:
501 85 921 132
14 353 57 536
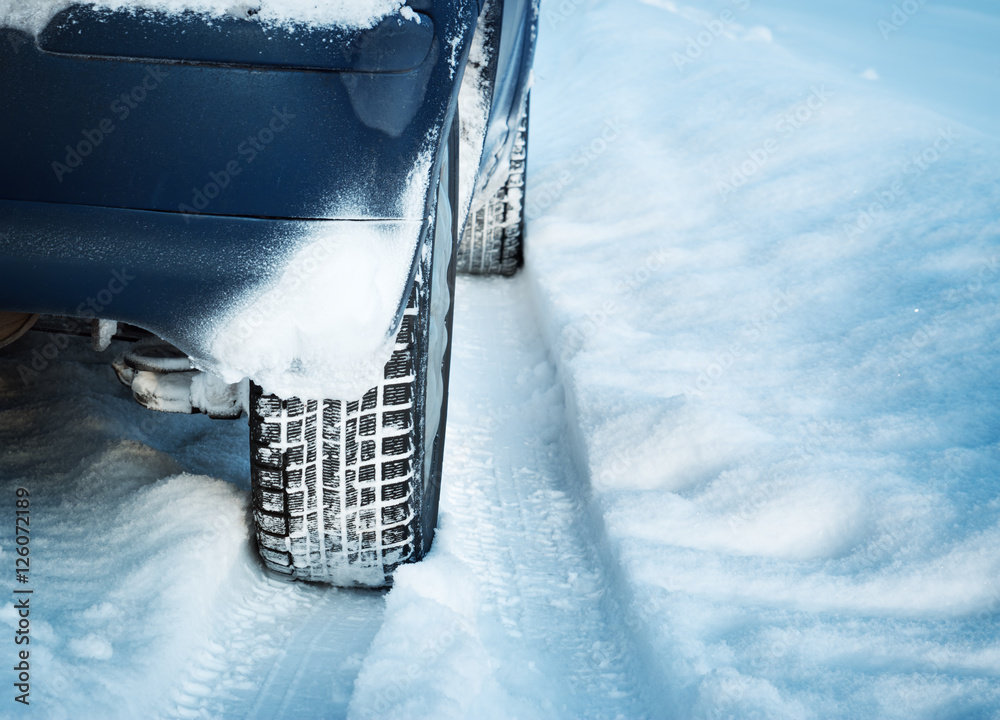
156 575 383 720
241 587 384 720
154 574 382 720
0 275 652 719
142 507 384 720
0 337 386 720
348 276 652 719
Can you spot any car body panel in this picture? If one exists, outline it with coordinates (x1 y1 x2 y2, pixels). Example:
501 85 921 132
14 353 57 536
473 0 537 200
38 6 436 73
1 14 447 220
0 0 536 395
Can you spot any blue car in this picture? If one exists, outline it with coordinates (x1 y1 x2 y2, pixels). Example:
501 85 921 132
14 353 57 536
0 0 537 586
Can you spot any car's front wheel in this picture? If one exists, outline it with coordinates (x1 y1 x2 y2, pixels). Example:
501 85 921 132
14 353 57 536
248 126 457 587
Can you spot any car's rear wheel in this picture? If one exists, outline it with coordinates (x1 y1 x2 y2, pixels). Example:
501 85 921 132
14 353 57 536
248 125 458 587
457 95 529 277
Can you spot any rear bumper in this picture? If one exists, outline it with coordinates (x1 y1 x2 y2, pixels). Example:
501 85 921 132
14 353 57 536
0 198 302 327
0 200 423 396
0 1 478 394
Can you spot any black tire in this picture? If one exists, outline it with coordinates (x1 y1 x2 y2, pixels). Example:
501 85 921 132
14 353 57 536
248 124 458 588
456 96 529 277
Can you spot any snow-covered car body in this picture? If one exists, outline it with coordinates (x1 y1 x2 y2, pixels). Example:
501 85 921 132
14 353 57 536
0 0 535 396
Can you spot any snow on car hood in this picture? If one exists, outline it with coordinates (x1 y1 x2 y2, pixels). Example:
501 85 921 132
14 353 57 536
205 148 433 401
0 0 405 35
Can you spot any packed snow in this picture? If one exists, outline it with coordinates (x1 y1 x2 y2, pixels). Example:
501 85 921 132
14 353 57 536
207 145 434 400
526 0 1000 716
0 0 405 35
208 218 424 400
1 0 999 718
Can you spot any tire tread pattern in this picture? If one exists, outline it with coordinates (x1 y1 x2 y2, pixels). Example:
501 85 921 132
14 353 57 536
249 292 422 587
457 103 528 277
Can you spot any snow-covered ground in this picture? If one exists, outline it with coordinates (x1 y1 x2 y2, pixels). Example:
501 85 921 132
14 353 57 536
2 0 1000 718
527 0 1000 716
0 278 652 719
